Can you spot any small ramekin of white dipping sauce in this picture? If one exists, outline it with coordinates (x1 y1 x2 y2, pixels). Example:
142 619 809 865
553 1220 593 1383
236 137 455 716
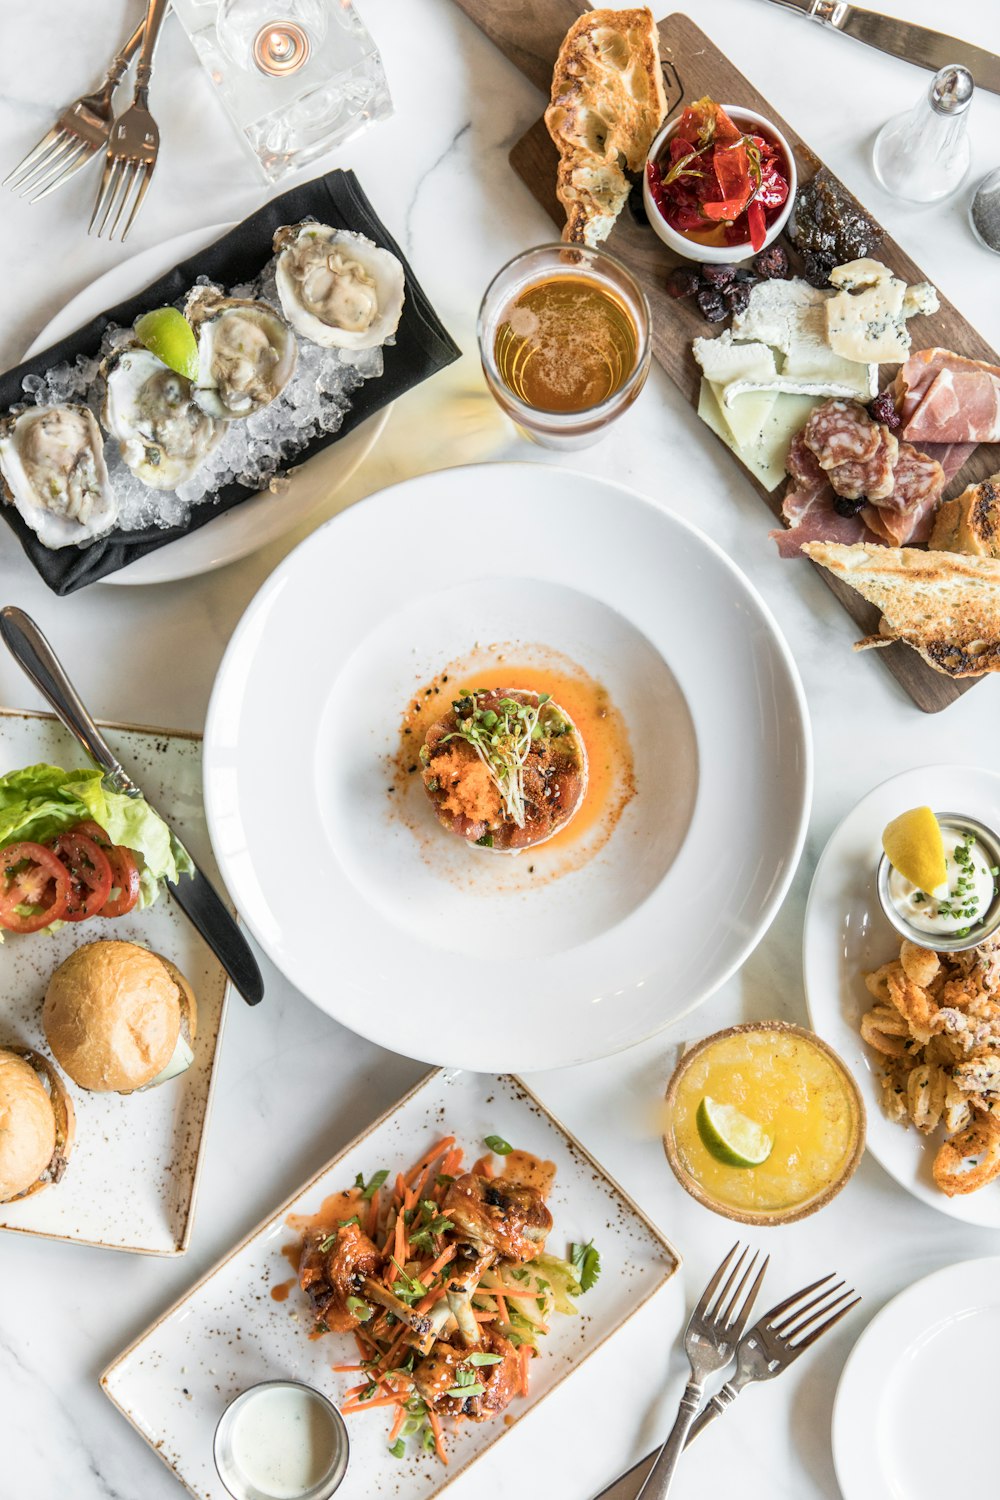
214 1381 349 1500
877 812 1000 953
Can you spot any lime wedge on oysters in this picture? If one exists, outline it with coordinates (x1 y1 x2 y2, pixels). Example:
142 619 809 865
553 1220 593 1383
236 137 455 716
134 307 199 381
696 1096 773 1168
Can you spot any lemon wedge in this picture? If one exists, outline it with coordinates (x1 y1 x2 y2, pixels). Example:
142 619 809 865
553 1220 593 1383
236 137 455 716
696 1096 773 1168
134 307 199 381
882 806 947 892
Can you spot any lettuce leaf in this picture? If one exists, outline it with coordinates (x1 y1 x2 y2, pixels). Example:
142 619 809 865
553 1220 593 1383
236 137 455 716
0 763 193 910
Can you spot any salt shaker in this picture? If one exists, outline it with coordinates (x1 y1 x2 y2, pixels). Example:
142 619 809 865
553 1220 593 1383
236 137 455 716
872 64 973 203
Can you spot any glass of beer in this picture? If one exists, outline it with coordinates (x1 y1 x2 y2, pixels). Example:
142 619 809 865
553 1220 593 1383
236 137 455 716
477 244 651 449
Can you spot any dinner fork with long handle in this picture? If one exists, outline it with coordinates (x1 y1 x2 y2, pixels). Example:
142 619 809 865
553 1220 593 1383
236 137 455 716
635 1243 769 1500
686 1272 861 1442
89 0 171 241
5 17 145 203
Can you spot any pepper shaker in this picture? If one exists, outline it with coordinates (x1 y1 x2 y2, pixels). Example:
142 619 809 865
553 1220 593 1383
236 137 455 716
872 64 973 203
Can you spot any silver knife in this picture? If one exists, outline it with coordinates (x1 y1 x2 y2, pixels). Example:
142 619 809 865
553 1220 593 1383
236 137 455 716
766 0 1000 96
0 606 264 1006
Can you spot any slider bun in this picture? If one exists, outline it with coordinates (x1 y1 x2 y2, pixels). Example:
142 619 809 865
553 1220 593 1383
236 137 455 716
155 956 198 1045
0 1047 74 1203
43 941 181 1093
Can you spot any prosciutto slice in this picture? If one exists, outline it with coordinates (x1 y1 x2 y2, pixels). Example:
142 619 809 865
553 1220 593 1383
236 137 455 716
894 349 1000 443
773 437 882 556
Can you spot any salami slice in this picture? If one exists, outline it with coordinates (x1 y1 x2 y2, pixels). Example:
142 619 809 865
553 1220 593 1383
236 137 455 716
828 426 899 501
786 431 826 489
803 399 880 470
886 443 946 514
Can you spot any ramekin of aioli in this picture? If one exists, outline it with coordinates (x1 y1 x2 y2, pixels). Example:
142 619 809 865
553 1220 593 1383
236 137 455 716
877 813 1000 953
214 1381 349 1500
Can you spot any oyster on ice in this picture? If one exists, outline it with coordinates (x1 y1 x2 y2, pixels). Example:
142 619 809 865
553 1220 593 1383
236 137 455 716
0 404 117 549
185 286 297 419
273 223 405 350
102 345 226 491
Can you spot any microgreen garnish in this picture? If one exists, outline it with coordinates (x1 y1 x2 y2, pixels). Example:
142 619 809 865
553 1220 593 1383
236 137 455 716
442 693 552 831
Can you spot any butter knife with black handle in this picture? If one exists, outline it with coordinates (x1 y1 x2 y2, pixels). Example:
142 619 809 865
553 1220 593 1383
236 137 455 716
765 0 1000 95
0 606 264 1007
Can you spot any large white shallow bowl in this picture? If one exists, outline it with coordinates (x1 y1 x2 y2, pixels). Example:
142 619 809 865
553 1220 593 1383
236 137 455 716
204 462 811 1070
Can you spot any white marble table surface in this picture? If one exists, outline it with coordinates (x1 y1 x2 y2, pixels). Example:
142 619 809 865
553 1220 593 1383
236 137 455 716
1 1 999 1496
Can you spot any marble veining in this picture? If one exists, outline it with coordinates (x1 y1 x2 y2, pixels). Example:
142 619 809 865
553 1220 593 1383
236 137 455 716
0 1 998 1498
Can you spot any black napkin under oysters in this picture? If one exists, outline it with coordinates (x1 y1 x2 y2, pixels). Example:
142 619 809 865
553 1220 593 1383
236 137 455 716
0 170 460 594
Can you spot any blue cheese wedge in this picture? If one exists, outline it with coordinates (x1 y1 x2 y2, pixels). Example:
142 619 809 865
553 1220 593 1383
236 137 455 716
728 277 876 401
825 259 938 364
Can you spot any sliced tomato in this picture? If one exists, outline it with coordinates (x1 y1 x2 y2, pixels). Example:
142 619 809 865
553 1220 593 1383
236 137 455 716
51 831 113 922
69 820 140 917
0 841 72 933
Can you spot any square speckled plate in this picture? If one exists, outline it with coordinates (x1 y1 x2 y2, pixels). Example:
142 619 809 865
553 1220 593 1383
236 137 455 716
101 1069 681 1498
0 708 230 1255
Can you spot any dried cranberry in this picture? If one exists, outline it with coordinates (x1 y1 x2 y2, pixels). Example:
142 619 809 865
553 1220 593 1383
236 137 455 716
867 390 902 431
696 286 728 323
724 281 752 316
753 244 789 280
832 494 866 518
701 262 738 287
665 266 701 300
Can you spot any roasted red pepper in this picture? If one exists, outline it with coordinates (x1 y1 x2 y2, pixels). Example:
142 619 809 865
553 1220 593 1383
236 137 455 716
648 96 789 251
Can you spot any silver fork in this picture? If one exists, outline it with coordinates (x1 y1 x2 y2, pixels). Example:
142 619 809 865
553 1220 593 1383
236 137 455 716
89 0 172 242
4 18 145 203
687 1272 861 1441
636 1243 769 1500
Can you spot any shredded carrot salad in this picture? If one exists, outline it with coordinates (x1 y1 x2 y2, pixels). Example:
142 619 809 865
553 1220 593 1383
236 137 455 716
294 1133 600 1462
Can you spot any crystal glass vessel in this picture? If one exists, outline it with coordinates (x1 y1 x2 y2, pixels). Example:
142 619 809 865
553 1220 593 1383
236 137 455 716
170 0 392 182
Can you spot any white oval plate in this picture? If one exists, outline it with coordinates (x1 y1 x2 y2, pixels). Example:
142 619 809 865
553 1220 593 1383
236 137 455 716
203 462 811 1070
833 1257 1000 1499
26 223 390 586
804 763 1000 1228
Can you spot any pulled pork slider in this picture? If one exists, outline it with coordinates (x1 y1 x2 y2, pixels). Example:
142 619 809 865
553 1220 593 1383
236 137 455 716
0 1046 75 1202
43 940 198 1094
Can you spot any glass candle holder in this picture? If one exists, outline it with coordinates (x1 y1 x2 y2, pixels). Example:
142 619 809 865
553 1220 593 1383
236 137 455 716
170 0 392 182
477 243 652 450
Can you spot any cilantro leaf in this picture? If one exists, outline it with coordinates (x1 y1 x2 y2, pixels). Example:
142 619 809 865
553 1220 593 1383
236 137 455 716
570 1239 601 1293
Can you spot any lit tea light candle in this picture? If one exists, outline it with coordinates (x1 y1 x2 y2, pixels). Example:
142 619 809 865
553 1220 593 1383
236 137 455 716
252 20 311 76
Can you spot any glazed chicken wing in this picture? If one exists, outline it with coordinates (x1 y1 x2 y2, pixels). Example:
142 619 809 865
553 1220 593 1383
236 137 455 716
299 1221 382 1332
443 1173 553 1262
414 1328 520 1421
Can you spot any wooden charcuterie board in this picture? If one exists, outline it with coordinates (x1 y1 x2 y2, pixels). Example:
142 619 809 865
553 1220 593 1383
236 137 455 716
453 0 1000 712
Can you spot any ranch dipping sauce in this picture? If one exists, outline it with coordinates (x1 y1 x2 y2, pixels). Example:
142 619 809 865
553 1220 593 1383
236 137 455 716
214 1381 349 1500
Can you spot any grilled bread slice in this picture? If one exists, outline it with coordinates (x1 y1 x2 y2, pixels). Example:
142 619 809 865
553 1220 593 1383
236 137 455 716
929 474 1000 558
545 8 667 247
803 541 1000 677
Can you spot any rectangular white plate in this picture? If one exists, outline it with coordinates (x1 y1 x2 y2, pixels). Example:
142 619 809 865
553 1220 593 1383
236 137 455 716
0 708 230 1255
102 1068 681 1498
